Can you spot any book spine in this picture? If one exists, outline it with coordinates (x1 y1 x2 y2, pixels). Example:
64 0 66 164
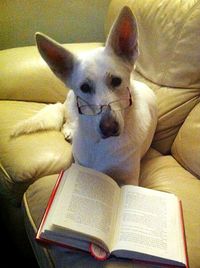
36 170 64 240
37 235 85 254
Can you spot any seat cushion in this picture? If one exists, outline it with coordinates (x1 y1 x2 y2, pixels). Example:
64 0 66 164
23 148 200 268
0 100 72 205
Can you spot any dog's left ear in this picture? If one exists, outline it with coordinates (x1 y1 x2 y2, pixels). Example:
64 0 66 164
35 32 75 84
106 6 138 65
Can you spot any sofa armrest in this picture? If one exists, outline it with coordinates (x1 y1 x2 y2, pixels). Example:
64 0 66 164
0 46 67 103
0 100 73 205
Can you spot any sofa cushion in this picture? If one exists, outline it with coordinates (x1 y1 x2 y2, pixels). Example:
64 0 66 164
0 101 72 205
171 102 200 179
133 71 200 154
23 148 200 268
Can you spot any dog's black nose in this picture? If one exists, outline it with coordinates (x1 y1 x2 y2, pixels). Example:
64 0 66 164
99 115 120 138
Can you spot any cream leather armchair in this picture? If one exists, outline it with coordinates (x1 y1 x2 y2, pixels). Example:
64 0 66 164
0 0 200 267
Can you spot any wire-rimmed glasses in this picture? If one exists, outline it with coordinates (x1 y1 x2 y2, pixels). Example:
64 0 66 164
76 87 132 116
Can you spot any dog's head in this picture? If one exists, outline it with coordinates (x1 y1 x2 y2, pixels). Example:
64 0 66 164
36 6 138 139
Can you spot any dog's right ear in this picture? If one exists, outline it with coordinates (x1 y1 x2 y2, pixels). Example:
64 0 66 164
105 6 138 65
35 32 74 83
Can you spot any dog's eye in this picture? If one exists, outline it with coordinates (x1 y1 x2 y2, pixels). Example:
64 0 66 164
80 83 92 93
111 76 122 87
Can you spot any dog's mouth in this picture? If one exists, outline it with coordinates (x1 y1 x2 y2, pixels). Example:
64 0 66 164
101 131 120 139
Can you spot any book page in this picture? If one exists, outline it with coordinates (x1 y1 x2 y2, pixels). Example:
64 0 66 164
111 186 186 264
51 164 120 251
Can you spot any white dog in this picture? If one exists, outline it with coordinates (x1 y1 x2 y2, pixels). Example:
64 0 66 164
12 6 157 186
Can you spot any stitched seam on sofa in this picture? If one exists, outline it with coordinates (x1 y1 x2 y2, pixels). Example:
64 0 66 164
160 0 200 85
23 193 55 268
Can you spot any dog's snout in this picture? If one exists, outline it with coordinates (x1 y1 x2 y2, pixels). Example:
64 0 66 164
99 114 120 139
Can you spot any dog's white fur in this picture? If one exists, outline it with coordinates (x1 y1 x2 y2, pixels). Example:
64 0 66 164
11 7 157 186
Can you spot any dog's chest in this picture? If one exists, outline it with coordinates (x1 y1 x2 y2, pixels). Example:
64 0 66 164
72 135 137 182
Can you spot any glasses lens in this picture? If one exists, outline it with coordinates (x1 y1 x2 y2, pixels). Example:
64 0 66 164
110 99 130 111
79 105 100 115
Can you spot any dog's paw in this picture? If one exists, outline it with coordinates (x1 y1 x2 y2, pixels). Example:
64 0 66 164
62 122 75 143
10 119 31 137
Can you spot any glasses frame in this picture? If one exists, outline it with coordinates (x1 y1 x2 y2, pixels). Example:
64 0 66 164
76 87 132 116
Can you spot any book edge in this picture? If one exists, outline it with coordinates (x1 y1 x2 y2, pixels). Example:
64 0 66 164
36 169 65 241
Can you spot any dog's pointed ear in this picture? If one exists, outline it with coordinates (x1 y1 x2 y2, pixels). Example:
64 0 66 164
35 32 74 83
105 6 139 65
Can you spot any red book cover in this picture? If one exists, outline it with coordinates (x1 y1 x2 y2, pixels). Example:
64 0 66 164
179 200 189 268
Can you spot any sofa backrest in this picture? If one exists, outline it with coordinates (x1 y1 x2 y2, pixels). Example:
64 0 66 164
106 0 200 89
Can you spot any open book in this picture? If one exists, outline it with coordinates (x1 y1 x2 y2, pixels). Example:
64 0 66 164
36 163 189 267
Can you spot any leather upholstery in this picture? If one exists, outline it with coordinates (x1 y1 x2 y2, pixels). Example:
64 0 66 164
0 101 73 204
133 71 200 155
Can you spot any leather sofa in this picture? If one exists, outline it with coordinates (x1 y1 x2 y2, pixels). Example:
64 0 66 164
1 0 200 267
